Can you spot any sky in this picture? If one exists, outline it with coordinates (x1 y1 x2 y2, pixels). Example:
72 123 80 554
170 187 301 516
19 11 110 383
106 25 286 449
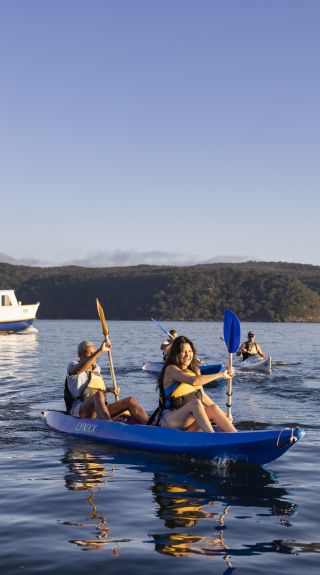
0 0 319 267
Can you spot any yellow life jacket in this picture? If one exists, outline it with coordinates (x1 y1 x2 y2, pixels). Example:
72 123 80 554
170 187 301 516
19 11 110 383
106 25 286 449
166 368 202 399
82 372 132 419
82 371 106 399
162 373 203 410
170 381 202 399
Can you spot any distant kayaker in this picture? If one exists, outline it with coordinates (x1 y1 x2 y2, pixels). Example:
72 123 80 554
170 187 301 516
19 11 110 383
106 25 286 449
236 331 265 361
150 335 237 433
65 339 149 423
161 329 178 360
160 329 204 365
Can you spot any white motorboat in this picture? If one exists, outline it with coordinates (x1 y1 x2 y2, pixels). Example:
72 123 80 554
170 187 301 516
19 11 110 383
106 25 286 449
0 290 40 333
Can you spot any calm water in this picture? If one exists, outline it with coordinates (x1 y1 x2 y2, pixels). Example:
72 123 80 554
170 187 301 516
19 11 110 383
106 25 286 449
0 320 319 575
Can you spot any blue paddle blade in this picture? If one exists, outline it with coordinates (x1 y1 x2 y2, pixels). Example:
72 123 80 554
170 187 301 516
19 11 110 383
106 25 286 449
223 308 241 353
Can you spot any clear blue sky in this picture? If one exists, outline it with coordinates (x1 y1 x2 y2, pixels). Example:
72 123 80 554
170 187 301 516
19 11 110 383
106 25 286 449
1 0 319 266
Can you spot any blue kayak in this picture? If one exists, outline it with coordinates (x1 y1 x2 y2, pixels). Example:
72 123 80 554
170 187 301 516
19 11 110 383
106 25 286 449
43 410 304 465
142 361 224 376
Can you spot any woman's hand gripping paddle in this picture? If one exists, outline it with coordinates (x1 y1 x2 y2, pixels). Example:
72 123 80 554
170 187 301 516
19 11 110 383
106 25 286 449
223 308 241 421
96 298 119 401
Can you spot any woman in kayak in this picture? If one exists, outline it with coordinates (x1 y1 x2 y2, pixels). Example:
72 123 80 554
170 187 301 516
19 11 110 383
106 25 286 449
156 335 237 433
66 339 149 424
236 331 265 361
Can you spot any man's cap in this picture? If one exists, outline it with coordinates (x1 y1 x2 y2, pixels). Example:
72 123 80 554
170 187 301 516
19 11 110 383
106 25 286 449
248 331 255 337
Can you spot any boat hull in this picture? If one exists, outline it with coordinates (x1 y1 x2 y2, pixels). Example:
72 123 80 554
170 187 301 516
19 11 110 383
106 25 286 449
236 356 272 373
42 410 304 465
142 361 224 375
0 318 35 333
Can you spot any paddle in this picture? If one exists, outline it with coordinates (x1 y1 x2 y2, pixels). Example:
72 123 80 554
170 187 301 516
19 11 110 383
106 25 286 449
150 317 206 364
96 298 119 401
150 317 176 340
223 308 241 420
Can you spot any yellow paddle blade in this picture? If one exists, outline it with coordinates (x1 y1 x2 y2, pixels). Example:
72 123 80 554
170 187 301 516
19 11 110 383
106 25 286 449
96 298 109 337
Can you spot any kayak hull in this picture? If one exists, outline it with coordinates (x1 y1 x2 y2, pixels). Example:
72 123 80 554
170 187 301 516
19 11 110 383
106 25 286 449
236 356 272 373
42 410 304 465
142 361 224 376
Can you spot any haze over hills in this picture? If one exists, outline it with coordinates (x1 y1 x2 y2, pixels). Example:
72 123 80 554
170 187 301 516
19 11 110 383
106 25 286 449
1 260 320 322
0 251 249 267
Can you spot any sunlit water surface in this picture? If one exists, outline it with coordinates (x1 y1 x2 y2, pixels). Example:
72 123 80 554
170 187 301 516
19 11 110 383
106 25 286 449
0 320 319 575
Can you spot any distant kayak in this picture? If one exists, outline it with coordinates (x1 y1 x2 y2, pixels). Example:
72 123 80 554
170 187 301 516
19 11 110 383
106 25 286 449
235 356 272 373
43 410 304 465
142 361 224 376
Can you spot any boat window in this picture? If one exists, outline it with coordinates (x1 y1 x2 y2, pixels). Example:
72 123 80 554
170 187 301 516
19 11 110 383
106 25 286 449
1 295 12 306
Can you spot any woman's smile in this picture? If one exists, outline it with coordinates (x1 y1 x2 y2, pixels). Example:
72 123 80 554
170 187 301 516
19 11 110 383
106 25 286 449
179 343 193 368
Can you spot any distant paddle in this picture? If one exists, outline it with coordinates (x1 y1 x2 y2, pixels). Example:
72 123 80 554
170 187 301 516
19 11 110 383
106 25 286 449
96 298 119 401
223 308 241 420
150 317 176 340
150 317 205 364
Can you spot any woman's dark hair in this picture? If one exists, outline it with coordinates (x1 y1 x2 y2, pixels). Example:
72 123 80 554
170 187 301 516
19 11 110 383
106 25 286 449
157 335 199 390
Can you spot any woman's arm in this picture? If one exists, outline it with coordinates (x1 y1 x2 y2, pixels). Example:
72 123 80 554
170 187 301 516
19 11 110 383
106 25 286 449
165 365 232 387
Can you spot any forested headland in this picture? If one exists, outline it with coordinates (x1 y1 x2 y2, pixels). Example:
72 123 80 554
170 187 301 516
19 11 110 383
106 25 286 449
1 261 320 322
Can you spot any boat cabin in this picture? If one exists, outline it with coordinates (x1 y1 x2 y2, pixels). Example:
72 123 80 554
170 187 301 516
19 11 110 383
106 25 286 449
0 290 20 308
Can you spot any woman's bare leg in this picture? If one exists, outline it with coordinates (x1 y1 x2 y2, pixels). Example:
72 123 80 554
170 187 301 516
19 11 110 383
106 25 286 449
184 421 201 432
183 403 237 433
205 403 237 432
163 398 214 433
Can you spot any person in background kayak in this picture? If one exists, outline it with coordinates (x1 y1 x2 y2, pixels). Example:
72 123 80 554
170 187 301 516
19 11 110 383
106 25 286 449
66 339 149 423
161 329 204 365
161 329 178 360
236 331 265 361
155 335 237 433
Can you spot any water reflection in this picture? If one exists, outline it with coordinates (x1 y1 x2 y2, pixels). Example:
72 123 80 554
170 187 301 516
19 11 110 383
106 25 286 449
61 448 120 554
60 444 300 569
0 329 39 384
149 462 297 565
152 474 231 528
151 476 232 566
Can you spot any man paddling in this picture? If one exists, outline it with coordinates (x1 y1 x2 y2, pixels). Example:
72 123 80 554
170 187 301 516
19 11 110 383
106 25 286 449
65 339 149 423
236 331 265 361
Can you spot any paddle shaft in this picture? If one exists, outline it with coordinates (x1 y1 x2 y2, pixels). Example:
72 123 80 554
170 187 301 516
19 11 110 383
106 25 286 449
96 298 119 401
226 352 233 421
223 308 240 422
150 317 204 364
150 317 175 340
106 342 118 401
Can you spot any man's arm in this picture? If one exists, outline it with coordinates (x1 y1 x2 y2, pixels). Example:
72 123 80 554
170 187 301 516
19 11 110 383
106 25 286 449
160 341 170 351
69 340 111 375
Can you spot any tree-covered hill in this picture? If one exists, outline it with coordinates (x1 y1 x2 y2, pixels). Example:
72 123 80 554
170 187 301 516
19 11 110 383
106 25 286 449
1 261 320 321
